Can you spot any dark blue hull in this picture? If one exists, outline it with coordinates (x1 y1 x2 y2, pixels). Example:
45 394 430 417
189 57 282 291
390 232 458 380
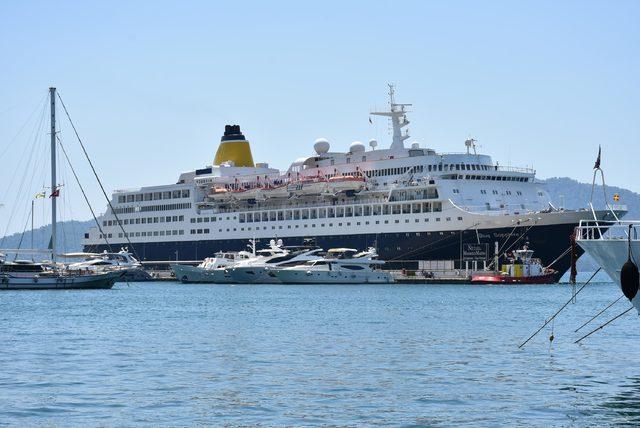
85 222 581 282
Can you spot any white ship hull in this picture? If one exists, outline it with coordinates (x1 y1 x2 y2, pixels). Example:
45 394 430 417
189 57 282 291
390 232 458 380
275 268 394 284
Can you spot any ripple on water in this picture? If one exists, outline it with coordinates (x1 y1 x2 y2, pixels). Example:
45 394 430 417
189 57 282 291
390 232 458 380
0 281 638 425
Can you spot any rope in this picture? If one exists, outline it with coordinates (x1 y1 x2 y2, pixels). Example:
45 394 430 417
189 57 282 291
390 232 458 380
56 136 112 252
574 306 634 344
574 295 624 333
518 267 601 348
56 92 139 260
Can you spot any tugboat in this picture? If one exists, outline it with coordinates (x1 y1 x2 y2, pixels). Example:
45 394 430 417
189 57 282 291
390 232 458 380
471 245 556 284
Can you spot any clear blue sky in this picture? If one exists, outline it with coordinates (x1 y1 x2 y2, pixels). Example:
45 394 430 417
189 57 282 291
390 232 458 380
0 0 638 234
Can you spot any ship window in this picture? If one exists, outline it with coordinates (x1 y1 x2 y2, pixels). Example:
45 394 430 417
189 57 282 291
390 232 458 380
204 229 209 234
336 207 344 217
319 208 326 219
310 209 317 219
345 207 353 217
412 203 421 213
246 213 253 222
270 211 277 221
434 202 442 212
363 205 371 216
154 231 159 236
382 205 390 215
402 204 411 214
262 212 268 221
278 211 284 221
286 211 293 220
373 205 381 215
255 212 261 222
301 209 309 220
293 210 300 220
182 189 190 198
239 213 245 223
392 205 401 215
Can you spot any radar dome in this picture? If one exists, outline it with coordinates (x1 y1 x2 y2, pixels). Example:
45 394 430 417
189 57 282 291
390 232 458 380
411 142 420 149
369 139 378 149
350 141 365 153
314 138 330 154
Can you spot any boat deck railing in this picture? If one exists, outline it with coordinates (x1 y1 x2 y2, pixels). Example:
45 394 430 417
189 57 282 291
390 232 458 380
576 219 640 241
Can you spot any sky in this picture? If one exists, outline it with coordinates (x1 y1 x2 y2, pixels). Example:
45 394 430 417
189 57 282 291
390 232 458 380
0 0 638 234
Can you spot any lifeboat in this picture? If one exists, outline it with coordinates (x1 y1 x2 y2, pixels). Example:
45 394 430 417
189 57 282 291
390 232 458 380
288 177 327 196
327 175 365 193
261 184 290 199
231 187 264 201
209 187 231 201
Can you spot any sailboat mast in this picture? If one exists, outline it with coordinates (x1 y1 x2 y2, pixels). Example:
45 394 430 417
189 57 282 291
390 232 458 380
49 87 57 263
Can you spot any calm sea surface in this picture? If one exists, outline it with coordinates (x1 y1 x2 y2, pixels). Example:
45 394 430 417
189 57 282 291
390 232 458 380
0 277 638 426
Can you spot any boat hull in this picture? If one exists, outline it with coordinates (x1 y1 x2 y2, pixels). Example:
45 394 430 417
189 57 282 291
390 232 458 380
0 271 121 290
171 264 235 283
229 266 279 284
470 272 556 284
275 269 394 284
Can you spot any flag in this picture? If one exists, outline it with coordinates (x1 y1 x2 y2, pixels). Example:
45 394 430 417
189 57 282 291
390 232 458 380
369 117 373 124
49 188 60 198
593 146 601 169
35 191 46 199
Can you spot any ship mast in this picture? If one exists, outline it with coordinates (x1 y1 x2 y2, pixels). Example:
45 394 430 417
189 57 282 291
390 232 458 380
49 87 57 263
370 84 412 151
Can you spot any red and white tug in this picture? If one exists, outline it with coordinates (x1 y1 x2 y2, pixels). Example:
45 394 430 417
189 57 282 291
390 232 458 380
471 246 556 284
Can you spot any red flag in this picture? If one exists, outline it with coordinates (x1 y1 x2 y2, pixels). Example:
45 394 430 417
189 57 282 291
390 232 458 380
49 188 60 198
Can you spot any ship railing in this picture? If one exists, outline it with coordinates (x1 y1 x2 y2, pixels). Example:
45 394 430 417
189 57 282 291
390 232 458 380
576 219 640 241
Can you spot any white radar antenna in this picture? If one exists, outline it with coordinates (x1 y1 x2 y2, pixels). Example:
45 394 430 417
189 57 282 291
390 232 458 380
370 84 412 152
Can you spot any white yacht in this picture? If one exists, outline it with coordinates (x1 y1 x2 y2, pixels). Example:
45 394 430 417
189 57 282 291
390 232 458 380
65 248 151 281
83 86 624 282
171 250 252 283
274 247 395 284
229 243 324 284
576 220 640 313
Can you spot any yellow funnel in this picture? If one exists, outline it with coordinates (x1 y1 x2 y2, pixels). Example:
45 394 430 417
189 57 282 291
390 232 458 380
214 124 255 167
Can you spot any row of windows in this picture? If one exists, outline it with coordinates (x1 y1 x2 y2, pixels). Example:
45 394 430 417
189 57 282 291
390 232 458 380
103 215 185 227
238 202 443 223
99 229 187 239
450 174 529 182
117 189 190 204
97 215 466 240
232 216 464 233
190 217 216 223
139 203 192 212
190 229 210 235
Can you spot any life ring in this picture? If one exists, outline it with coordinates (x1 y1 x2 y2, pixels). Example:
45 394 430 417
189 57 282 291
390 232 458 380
33 275 39 283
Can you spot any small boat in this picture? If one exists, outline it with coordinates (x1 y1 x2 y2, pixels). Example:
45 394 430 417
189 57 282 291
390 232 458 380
261 184 290 199
273 247 395 284
209 186 232 201
0 88 121 290
171 250 253 283
231 186 264 201
288 177 327 196
0 257 122 290
471 246 556 284
327 175 365 193
65 248 151 281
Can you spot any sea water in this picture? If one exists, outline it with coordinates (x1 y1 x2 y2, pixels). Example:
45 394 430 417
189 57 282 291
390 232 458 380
0 279 638 426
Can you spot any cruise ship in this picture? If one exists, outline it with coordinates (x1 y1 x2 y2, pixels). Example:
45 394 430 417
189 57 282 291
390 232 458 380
82 86 624 281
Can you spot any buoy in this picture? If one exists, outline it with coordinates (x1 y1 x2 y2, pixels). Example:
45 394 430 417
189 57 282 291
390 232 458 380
620 224 639 301
620 258 639 301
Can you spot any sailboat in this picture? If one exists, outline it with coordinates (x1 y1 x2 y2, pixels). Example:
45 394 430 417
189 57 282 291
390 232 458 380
0 88 121 290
